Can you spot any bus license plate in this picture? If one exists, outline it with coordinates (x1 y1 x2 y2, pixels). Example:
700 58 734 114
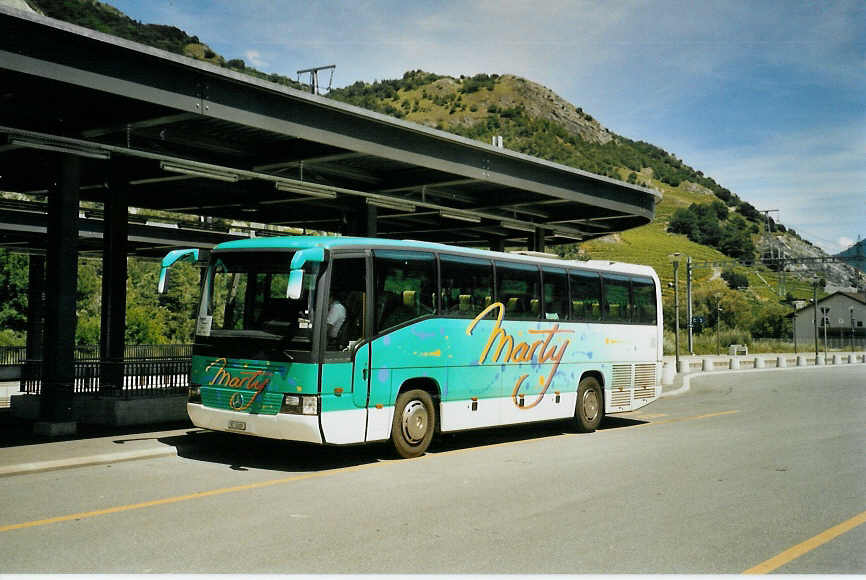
228 420 246 431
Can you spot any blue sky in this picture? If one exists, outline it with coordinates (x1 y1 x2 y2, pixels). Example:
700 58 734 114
109 0 865 253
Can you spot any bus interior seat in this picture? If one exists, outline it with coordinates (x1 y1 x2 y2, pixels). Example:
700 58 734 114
458 294 472 313
402 290 418 314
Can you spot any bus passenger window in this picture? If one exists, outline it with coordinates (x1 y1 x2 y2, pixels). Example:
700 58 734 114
374 251 436 332
602 274 631 323
440 255 493 317
495 261 540 320
632 277 657 324
543 267 568 320
569 271 601 321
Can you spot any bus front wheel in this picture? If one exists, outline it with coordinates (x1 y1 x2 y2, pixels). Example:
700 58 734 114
574 376 603 433
391 389 435 458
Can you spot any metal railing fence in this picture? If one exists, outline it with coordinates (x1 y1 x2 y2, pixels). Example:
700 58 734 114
0 346 26 366
1 344 193 366
21 358 191 397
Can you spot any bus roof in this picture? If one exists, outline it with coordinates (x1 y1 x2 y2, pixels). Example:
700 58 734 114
214 236 657 278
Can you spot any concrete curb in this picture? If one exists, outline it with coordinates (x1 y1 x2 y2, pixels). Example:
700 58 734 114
0 445 178 478
660 360 866 399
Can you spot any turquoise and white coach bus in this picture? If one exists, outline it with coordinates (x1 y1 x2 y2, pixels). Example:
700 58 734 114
159 236 662 458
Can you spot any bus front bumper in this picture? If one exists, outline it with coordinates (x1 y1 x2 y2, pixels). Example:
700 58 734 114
187 403 322 443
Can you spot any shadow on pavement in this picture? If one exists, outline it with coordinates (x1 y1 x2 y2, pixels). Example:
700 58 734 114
159 430 386 472
159 415 650 473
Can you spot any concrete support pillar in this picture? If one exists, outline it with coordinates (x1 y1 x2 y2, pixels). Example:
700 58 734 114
99 167 129 393
816 353 825 365
754 356 765 369
676 359 690 374
833 353 841 365
797 355 806 367
490 238 506 253
365 204 377 237
40 154 79 425
702 358 712 372
533 227 545 254
25 254 45 362
729 357 740 370
777 355 787 368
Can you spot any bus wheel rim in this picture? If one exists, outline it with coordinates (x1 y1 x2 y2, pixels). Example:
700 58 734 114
401 400 428 443
582 389 599 421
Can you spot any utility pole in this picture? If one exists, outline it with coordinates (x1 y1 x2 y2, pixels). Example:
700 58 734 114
716 304 722 356
823 306 830 357
686 256 694 354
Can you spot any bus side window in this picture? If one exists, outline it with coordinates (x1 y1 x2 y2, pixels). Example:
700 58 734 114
602 274 631 323
495 261 540 320
569 271 601 321
374 251 436 332
542 267 568 321
632 276 657 324
326 257 367 351
440 255 493 317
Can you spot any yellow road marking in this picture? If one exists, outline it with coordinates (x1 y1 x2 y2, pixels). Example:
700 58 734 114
0 462 375 533
1 408 739 534
743 509 866 574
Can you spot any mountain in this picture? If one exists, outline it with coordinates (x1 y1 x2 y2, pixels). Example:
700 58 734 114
9 0 866 345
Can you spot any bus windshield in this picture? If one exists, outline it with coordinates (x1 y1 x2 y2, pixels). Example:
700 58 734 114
202 251 320 354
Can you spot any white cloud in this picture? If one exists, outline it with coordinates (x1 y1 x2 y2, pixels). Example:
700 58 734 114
837 237 855 251
244 49 268 69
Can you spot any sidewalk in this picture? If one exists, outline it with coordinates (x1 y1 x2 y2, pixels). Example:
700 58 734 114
0 419 197 477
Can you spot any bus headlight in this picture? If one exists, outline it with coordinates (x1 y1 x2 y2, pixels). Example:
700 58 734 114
302 395 318 415
281 394 318 415
280 394 300 414
188 385 202 404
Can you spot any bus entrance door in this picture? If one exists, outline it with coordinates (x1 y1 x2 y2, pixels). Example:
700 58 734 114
352 342 371 408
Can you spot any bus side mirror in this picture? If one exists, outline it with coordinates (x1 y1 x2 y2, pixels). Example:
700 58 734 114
287 269 304 299
158 248 208 293
286 247 325 299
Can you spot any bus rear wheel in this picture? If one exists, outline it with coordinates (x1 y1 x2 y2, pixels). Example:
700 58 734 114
390 389 435 458
574 376 603 433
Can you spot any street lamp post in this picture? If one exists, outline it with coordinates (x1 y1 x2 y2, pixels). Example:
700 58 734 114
793 310 797 354
672 253 681 370
813 281 819 360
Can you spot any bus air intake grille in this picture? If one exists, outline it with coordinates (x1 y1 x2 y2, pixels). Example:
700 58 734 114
634 364 656 388
611 389 631 407
611 365 632 389
634 386 656 400
202 387 282 415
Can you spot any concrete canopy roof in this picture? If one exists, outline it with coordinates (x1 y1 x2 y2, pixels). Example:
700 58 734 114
0 6 659 251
